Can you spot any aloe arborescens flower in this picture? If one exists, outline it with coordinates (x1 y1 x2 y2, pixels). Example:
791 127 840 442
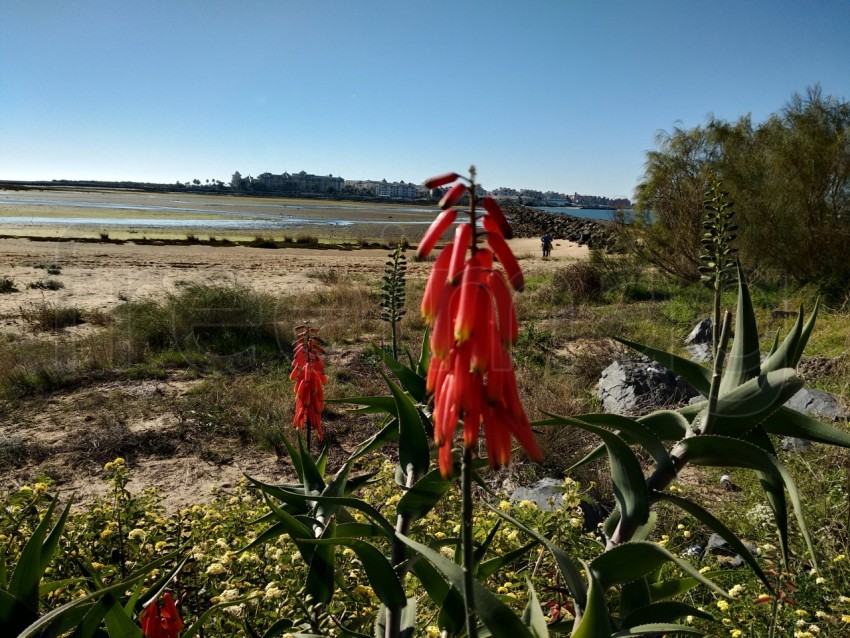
140 592 183 638
420 170 542 477
291 325 327 442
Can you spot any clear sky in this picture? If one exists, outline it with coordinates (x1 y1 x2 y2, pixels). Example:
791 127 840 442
2 1 848 199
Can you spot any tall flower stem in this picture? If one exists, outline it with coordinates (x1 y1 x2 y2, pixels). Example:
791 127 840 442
461 444 478 638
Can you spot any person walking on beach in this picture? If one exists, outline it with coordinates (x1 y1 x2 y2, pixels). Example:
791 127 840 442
541 232 553 258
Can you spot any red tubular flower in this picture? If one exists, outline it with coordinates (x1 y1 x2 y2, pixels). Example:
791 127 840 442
421 170 539 477
480 196 513 239
417 208 458 259
291 326 327 441
423 172 461 189
447 223 472 284
439 183 468 209
482 216 524 291
421 242 454 324
140 592 183 638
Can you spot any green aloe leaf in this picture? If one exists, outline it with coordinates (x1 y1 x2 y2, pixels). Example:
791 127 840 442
396 533 534 638
246 476 394 535
378 347 427 402
298 435 326 496
315 461 352 523
396 466 451 523
349 418 400 461
477 541 539 580
719 262 761 395
620 601 713 629
547 414 674 479
384 373 430 478
680 435 815 570
375 598 417 638
761 307 803 373
792 297 819 366
521 579 549 638
707 369 803 437
19 553 175 638
556 418 649 536
9 496 69 614
647 572 724 602
590 542 726 597
485 503 587 611
308 538 406 609
571 562 611 638
305 519 336 604
417 327 431 378
653 492 772 591
615 337 711 396
763 406 850 447
410 558 465 635
327 395 397 414
280 434 304 484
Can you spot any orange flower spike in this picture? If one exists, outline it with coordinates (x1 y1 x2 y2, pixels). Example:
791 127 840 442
488 270 519 345
451 343 472 413
426 355 445 395
482 215 524 291
424 172 461 189
485 345 506 403
433 373 455 445
470 288 495 372
447 222 472 285
482 405 511 468
439 182 468 209
501 411 543 463
464 372 483 446
480 196 513 239
417 208 458 259
421 242 454 325
454 251 487 344
430 284 459 359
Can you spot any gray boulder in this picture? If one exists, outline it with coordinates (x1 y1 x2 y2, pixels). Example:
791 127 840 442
510 478 563 511
598 356 697 415
784 387 847 421
685 318 713 345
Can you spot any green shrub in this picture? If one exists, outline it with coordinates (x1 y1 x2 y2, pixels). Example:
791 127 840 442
0 276 17 293
20 301 83 331
27 279 64 291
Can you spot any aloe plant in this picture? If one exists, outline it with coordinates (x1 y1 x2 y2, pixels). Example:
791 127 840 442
536 262 850 635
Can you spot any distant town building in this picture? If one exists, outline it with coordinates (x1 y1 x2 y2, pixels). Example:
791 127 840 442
344 179 429 200
573 192 632 208
232 171 344 194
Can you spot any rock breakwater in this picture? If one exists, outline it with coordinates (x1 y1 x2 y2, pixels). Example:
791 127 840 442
501 202 620 251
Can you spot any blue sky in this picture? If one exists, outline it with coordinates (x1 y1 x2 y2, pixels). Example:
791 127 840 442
2 1 848 199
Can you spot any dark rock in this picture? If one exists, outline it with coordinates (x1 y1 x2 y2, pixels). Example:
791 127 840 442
685 318 713 345
597 356 697 415
784 387 847 421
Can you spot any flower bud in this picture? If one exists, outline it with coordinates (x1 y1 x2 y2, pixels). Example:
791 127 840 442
480 196 513 239
418 208 457 259
439 183 468 210
423 172 460 189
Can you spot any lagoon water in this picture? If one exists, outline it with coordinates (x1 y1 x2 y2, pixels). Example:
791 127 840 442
0 190 621 231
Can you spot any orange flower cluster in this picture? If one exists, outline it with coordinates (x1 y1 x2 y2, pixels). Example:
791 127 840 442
291 325 327 441
140 592 183 638
420 172 543 477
